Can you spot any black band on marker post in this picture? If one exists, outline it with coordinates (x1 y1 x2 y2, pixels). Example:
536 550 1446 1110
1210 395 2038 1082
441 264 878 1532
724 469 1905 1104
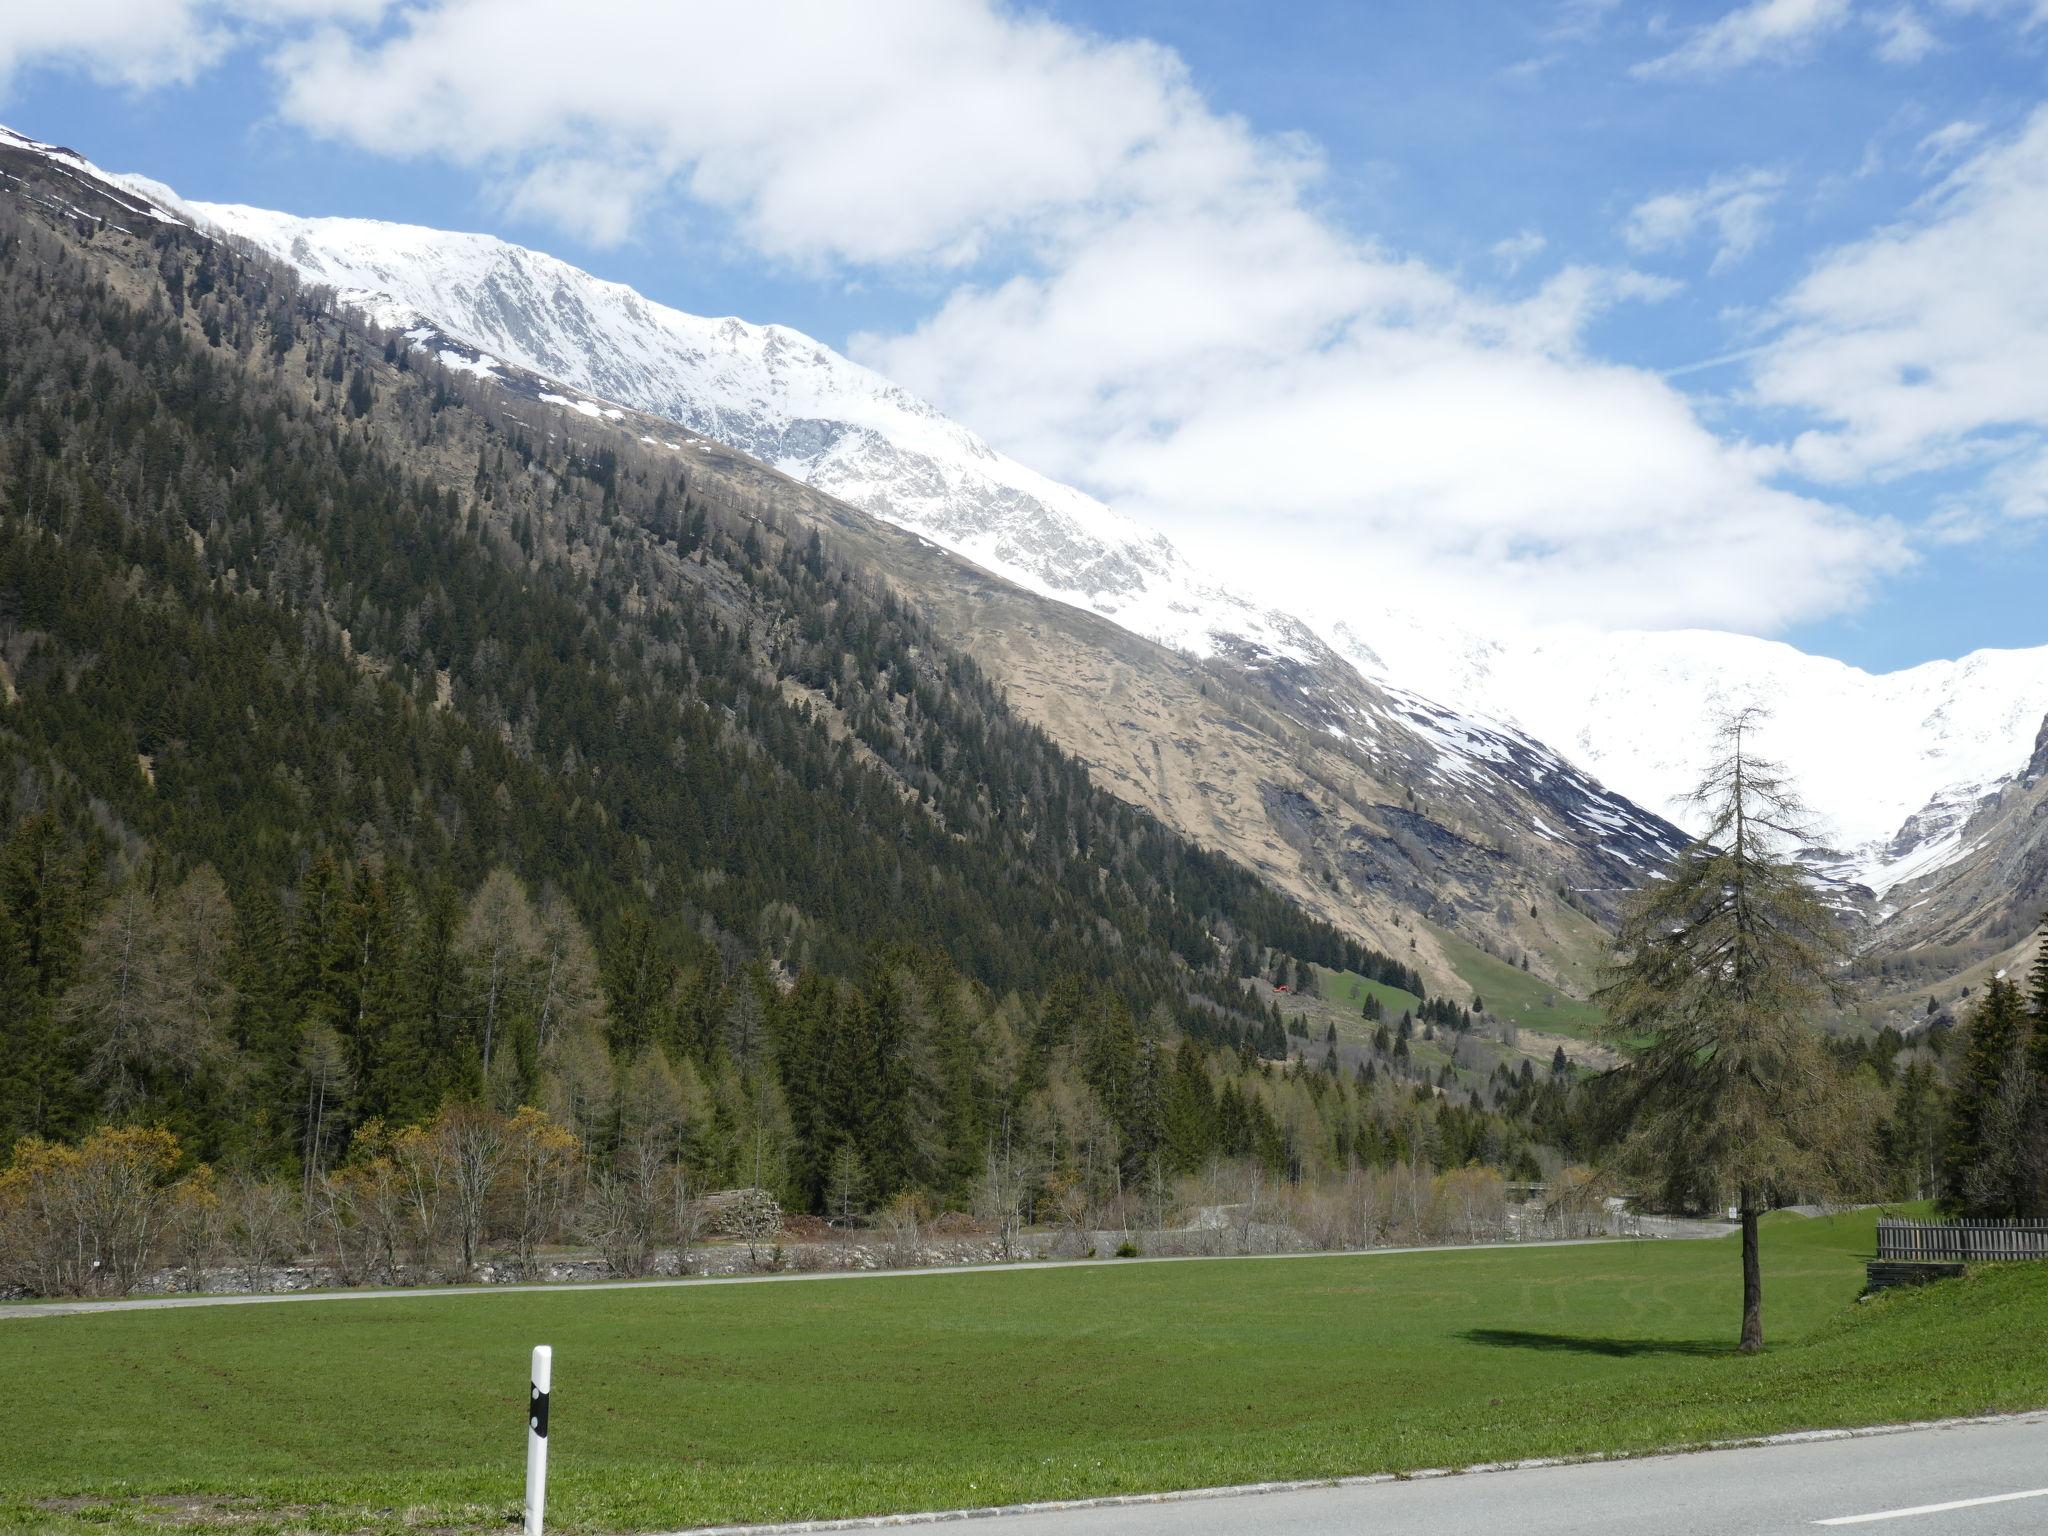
531 1386 550 1439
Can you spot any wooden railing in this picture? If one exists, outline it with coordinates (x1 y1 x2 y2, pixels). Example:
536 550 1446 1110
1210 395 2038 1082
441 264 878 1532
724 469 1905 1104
1876 1218 2048 1262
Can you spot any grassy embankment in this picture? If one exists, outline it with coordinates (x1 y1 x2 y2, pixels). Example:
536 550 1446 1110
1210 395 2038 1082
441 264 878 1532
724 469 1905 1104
5 1211 2044 1535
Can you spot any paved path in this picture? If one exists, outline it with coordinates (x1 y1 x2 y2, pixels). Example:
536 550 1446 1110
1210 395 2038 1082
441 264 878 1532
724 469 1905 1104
672 1416 2048 1536
0 1234 1664 1318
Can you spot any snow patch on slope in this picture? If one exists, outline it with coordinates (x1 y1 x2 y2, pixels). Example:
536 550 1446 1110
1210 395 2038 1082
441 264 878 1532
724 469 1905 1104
0 126 185 230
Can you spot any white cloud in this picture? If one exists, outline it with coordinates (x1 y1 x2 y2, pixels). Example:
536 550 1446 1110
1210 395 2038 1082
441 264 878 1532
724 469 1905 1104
1915 119 1985 169
1932 0 2048 29
1633 0 2048 74
1754 107 2048 500
1985 444 2048 521
1636 0 1854 77
1623 168 1786 271
857 221 1884 633
502 157 659 250
0 0 387 94
1491 229 1548 274
1871 5 1941 60
269 0 1294 265
0 0 1920 635
253 0 1903 635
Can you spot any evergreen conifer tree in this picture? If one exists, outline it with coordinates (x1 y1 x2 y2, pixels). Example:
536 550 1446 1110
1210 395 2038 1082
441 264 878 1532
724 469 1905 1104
1597 709 1870 1353
2030 913 2048 1029
1940 977 2036 1216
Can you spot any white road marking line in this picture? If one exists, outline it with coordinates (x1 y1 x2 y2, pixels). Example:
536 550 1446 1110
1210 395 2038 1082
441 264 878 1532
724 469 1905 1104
1816 1488 2048 1525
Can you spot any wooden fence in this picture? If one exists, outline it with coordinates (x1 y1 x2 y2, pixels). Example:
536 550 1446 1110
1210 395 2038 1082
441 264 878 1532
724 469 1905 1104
1876 1218 2048 1262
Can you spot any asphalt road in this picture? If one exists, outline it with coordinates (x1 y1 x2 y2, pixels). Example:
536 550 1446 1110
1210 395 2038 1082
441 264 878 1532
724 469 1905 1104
943 1416 2048 1536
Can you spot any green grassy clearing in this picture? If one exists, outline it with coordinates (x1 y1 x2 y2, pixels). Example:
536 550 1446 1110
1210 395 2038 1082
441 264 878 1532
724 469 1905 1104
1433 927 1608 1039
5 1213 2045 1535
1311 966 1423 1022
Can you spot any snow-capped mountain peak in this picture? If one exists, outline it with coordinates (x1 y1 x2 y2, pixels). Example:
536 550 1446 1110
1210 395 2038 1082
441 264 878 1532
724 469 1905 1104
1332 617 2048 895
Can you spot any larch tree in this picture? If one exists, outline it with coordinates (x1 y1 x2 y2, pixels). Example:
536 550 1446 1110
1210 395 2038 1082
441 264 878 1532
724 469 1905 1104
456 867 542 1084
824 1140 870 1224
1596 709 1871 1353
158 866 239 1050
63 877 234 1116
61 883 169 1113
531 887 603 1064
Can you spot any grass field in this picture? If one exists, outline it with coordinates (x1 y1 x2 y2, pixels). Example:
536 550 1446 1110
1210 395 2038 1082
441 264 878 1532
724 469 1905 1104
1433 927 1608 1039
1311 965 1424 1022
6 1214 2047 1535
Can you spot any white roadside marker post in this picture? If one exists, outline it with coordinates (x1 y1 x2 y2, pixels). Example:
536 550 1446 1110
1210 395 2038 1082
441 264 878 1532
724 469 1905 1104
525 1345 552 1536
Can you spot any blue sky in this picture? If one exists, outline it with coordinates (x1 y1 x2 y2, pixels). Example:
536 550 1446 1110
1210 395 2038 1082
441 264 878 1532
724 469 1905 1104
4 0 2047 671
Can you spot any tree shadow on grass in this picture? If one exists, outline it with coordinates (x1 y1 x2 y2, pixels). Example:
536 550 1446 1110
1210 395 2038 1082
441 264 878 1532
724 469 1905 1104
1457 1328 1733 1358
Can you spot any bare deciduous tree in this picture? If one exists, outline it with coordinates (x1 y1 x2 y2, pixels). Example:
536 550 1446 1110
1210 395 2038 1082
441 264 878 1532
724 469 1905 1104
0 1127 187 1296
973 1118 1032 1260
435 1102 509 1280
225 1172 301 1294
298 1022 352 1199
389 1121 450 1278
503 1106 579 1278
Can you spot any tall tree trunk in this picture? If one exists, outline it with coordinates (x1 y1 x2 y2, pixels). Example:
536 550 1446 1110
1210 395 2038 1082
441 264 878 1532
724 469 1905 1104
1739 1192 1763 1354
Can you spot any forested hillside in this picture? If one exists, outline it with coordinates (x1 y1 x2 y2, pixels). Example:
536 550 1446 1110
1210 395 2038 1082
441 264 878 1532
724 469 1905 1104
0 163 1474 1206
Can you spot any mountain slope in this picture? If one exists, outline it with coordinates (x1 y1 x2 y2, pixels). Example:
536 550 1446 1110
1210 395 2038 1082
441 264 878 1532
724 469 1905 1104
7 155 1594 1221
1866 717 2048 976
146 184 2047 916
74 174 1678 973
16 120 2043 1022
40 122 2048 1001
135 194 1318 667
0 128 1419 1055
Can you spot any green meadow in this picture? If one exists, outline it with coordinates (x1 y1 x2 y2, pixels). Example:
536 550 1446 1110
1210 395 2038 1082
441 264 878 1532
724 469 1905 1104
6 1212 2045 1535
1434 928 1610 1039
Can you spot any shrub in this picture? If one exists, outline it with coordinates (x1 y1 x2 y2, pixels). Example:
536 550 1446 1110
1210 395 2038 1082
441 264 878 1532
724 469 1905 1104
0 1126 194 1297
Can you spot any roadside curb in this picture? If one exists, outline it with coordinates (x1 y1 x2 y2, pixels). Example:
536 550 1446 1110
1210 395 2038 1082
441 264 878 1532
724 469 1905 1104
649 1411 2048 1535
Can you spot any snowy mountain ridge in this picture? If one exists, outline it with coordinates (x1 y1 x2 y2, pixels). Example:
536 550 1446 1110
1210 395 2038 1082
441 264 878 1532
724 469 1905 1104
124 191 1320 674
1327 617 2048 895
43 129 2041 903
